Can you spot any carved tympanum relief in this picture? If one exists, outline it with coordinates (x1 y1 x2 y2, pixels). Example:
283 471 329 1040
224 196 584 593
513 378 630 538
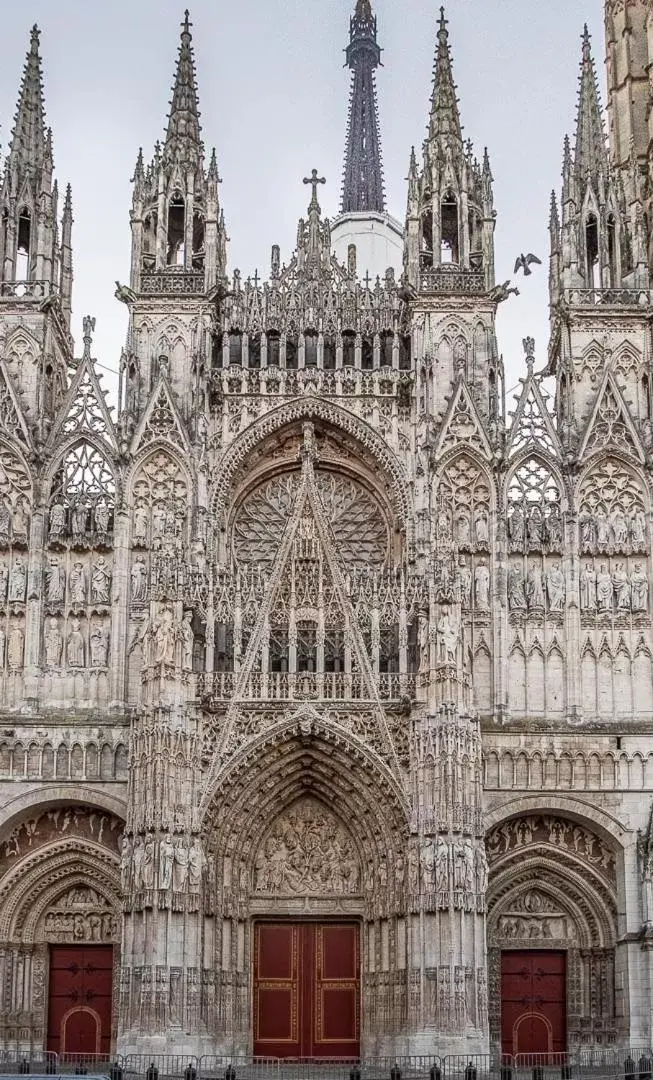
253 798 361 895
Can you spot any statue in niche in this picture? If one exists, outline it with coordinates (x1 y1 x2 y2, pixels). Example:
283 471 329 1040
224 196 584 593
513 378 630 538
141 837 155 889
418 613 429 673
154 607 176 666
631 563 649 613
435 837 449 893
580 513 596 551
611 509 629 549
71 501 88 543
0 627 5 667
131 558 148 602
12 502 28 544
120 835 132 891
152 504 168 541
94 502 110 540
7 626 23 669
596 512 610 550
455 509 471 547
613 563 631 611
180 611 194 671
67 619 85 667
0 502 10 545
597 564 613 612
91 557 111 604
456 558 472 608
132 837 145 891
632 510 647 551
474 507 489 547
49 501 66 540
188 838 206 891
90 624 109 667
44 618 63 667
508 565 526 611
475 845 489 894
8 560 26 603
159 834 174 890
0 563 8 601
438 610 459 663
528 506 542 548
546 563 565 611
526 564 545 609
46 560 65 605
173 837 189 891
509 504 525 546
69 562 87 606
580 563 597 611
546 505 562 548
475 559 490 610
133 501 149 546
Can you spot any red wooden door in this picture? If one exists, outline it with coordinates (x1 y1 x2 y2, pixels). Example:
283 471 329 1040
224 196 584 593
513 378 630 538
47 946 113 1056
501 951 566 1059
254 923 360 1058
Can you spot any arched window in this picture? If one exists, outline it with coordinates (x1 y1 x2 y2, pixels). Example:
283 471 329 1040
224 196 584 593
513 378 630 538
607 214 618 286
285 335 298 370
381 331 394 368
192 210 205 269
248 333 261 369
323 335 336 370
297 621 317 672
421 206 434 268
142 212 157 266
228 330 243 366
585 213 599 289
361 335 374 370
398 335 411 370
16 208 31 280
166 193 185 266
304 331 318 367
441 191 459 264
342 331 356 367
267 330 280 366
49 442 115 546
642 374 650 420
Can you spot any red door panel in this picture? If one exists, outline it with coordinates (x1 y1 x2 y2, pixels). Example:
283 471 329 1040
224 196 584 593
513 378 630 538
254 923 360 1059
47 946 113 1056
501 950 566 1060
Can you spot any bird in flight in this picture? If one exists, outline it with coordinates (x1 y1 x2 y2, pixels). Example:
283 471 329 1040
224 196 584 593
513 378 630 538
514 253 542 276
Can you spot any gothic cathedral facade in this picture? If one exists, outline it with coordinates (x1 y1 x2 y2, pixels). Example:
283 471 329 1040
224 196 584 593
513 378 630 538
0 0 652 1062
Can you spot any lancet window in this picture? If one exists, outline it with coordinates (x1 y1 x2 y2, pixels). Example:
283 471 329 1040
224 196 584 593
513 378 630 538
48 443 115 548
507 459 562 554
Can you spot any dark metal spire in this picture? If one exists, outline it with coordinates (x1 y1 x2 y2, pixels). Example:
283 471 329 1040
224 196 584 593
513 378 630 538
341 0 385 214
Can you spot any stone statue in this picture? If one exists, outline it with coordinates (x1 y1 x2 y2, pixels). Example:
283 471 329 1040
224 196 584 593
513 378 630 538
435 837 449 893
67 619 85 667
90 624 109 667
596 512 609 550
173 837 189 891
188 838 206 891
120 835 132 891
71 502 88 542
142 836 155 889
154 607 176 666
526 564 545 609
456 510 471 547
8 560 26 603
0 563 8 601
546 504 562 548
613 562 631 611
475 560 490 610
597 564 613 612
546 563 565 611
0 502 10 545
132 837 145 891
131 558 148 602
159 834 174 890
456 558 472 608
7 626 23 669
46 560 65 605
94 502 110 539
474 508 489 546
12 502 29 544
631 563 649 613
632 509 647 551
580 513 596 551
44 618 63 667
49 501 66 540
418 613 429 674
611 509 628 549
0 628 5 668
180 611 194 671
580 562 597 611
509 505 525 546
475 845 489 894
438 610 459 663
91 556 111 604
133 502 149 546
508 564 526 611
69 562 87 605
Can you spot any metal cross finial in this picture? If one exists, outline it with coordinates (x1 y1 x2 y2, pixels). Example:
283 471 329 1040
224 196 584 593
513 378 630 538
303 169 326 207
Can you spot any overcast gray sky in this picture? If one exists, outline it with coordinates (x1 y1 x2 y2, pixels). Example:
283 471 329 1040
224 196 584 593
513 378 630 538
0 0 603 408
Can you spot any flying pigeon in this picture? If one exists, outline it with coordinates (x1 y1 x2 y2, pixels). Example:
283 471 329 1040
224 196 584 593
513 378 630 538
514 253 542 276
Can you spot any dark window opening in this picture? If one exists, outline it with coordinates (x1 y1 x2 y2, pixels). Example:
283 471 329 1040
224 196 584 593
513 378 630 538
607 214 618 287
192 210 205 269
421 207 434 268
643 374 650 420
361 336 374 370
323 336 336 369
167 193 185 266
267 330 280 366
270 630 289 674
229 331 243 366
441 192 459 264
297 623 317 673
342 331 356 367
248 333 261 369
16 208 31 280
399 335 412 370
285 336 298 369
325 631 344 673
381 331 394 367
211 333 223 369
585 213 599 289
215 625 234 671
142 212 157 265
304 331 318 367
379 628 399 673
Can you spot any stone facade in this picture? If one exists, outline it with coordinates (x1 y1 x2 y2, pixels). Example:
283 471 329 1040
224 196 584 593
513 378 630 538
1 0 653 1062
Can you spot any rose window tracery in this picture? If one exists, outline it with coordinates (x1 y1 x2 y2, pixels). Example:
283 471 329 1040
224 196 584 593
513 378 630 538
233 469 389 569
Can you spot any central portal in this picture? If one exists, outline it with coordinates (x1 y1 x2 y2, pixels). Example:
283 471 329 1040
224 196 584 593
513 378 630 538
253 922 360 1058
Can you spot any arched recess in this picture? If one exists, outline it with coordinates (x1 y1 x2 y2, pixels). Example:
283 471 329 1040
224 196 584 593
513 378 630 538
485 809 620 1053
210 396 412 543
200 716 410 1043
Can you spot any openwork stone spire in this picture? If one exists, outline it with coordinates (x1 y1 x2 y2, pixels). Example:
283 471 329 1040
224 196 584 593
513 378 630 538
574 25 608 181
163 9 203 170
428 7 463 152
8 25 48 173
341 0 385 213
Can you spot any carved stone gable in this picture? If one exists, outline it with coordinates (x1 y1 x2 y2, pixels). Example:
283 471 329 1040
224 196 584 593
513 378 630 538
253 797 360 895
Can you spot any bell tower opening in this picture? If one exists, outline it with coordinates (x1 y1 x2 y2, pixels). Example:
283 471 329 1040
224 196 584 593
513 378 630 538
167 193 186 266
441 191 459 264
585 213 599 288
16 207 32 280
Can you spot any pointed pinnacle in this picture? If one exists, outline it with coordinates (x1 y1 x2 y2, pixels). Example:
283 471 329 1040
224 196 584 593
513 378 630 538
355 0 373 20
9 23 48 171
429 6 463 149
574 24 607 180
163 9 203 169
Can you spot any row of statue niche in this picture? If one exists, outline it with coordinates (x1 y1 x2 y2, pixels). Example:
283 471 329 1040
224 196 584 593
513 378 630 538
0 624 24 669
49 500 112 544
438 505 490 552
508 501 562 551
45 557 111 606
580 507 647 554
132 500 186 551
456 558 490 611
0 560 27 603
580 561 649 614
0 499 30 547
130 607 194 670
43 617 109 668
420 837 489 896
508 561 566 612
120 834 206 893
